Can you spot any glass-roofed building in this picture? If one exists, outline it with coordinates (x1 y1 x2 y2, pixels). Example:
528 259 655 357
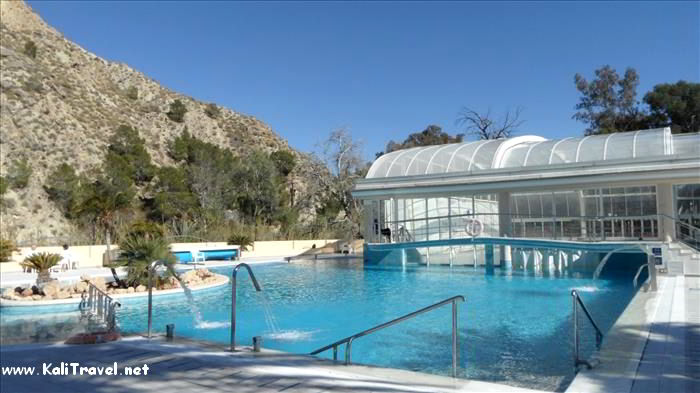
353 128 700 270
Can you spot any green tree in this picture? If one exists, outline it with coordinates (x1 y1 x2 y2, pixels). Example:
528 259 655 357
44 163 83 218
105 125 155 184
146 166 198 222
379 125 464 156
644 81 700 133
24 40 37 58
235 150 281 240
7 158 32 189
269 150 297 177
573 65 650 135
167 99 187 122
79 174 135 286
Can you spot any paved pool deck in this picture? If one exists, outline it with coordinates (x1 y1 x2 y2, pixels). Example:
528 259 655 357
0 336 541 393
567 274 700 393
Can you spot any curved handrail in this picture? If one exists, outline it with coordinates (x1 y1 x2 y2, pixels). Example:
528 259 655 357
310 295 465 377
231 263 262 351
572 289 603 370
633 264 650 289
592 245 651 280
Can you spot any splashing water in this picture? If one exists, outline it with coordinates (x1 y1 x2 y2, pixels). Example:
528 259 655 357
258 292 280 334
164 265 204 326
265 330 317 341
572 285 601 293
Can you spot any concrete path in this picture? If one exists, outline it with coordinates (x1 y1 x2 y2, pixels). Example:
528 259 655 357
0 337 541 393
567 275 700 393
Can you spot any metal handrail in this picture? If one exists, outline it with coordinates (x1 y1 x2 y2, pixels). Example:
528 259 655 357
633 264 650 289
231 263 262 352
79 282 121 332
310 295 465 377
571 289 603 370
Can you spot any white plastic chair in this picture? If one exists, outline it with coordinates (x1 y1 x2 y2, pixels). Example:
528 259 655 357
193 252 205 269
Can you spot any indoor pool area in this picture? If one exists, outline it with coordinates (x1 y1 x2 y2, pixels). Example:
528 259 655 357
48 259 642 392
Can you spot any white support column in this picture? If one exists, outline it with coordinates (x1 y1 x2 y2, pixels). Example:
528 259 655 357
657 183 675 242
498 191 513 271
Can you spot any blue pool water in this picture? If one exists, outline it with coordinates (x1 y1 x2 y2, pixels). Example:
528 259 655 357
107 260 637 391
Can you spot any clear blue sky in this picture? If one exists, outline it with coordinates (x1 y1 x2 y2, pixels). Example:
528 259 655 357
29 1 699 160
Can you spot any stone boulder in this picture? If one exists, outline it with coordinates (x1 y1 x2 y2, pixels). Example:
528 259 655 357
56 291 70 299
135 285 146 292
41 281 61 297
31 294 43 300
127 287 134 293
75 281 88 293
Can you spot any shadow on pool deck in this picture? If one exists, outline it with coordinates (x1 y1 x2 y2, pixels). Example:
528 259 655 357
0 337 541 393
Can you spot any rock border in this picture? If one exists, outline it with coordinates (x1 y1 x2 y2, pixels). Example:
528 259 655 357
0 273 229 308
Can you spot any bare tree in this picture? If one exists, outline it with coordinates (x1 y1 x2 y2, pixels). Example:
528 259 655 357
313 128 366 238
455 106 525 140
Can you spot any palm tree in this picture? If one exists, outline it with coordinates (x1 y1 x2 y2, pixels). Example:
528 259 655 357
21 253 61 285
79 176 134 286
116 235 176 288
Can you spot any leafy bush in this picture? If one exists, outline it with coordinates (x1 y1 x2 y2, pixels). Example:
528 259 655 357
204 103 220 119
123 221 165 241
167 99 187 122
7 158 32 189
227 233 253 251
125 86 138 100
21 252 61 284
24 40 37 58
0 238 19 262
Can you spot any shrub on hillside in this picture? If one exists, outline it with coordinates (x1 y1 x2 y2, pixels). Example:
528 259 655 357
7 158 32 189
0 238 19 262
24 40 37 58
126 86 138 100
204 103 220 119
167 99 187 122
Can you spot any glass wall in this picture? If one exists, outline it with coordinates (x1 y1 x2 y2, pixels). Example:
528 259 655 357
675 183 700 231
511 186 658 240
363 184 662 243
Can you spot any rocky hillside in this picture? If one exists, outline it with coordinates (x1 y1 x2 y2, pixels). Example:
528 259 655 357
0 1 313 243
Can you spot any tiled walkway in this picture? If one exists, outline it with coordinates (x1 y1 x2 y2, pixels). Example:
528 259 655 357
630 276 700 393
0 338 541 393
568 275 700 393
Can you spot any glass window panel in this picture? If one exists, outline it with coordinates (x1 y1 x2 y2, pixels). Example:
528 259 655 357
641 194 657 215
529 194 543 217
426 144 462 174
554 192 570 216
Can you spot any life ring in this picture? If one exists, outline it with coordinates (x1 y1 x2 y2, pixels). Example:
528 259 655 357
465 219 483 237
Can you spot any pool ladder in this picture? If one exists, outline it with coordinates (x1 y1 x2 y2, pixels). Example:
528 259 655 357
310 295 465 378
571 289 604 370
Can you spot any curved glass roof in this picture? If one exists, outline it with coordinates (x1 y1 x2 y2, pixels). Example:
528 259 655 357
366 128 696 179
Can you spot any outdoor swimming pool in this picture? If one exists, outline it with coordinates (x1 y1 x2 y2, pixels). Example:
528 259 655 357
109 260 638 391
